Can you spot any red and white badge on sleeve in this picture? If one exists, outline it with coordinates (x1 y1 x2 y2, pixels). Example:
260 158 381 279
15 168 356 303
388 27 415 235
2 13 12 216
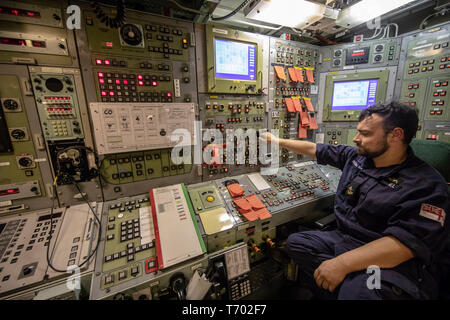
419 204 446 226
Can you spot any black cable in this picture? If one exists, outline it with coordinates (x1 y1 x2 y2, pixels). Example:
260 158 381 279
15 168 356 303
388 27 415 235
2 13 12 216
55 145 99 184
46 180 103 273
419 8 450 29
91 0 126 28
46 146 103 273
210 0 251 21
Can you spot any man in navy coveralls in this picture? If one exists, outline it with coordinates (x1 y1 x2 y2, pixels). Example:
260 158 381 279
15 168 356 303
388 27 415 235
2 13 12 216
261 102 449 299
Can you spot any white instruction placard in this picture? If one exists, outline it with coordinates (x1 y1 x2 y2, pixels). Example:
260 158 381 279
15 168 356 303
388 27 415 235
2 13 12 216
89 103 196 155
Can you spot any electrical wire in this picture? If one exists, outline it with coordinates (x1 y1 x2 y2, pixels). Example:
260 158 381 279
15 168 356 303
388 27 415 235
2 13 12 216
210 0 251 21
168 0 203 14
91 0 126 28
365 27 383 40
46 178 102 273
46 148 103 273
419 8 449 30
55 145 98 184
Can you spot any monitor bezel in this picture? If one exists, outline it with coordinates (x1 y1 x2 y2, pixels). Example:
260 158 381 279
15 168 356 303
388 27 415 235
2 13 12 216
213 37 258 82
330 78 379 112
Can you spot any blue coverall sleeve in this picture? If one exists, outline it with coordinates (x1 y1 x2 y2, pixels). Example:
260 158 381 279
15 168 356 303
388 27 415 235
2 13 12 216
315 143 357 170
382 188 449 265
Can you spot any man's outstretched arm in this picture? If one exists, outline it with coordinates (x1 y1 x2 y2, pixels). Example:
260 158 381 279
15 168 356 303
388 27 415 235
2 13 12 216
260 132 317 159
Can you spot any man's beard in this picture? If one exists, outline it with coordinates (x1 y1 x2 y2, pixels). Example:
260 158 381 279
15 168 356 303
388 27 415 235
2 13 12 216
356 139 389 159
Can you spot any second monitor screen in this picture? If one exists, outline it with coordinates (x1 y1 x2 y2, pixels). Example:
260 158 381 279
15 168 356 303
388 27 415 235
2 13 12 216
214 38 256 81
331 79 378 111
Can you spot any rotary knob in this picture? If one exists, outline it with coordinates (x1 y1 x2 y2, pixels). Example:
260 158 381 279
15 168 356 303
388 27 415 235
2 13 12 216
3 99 19 110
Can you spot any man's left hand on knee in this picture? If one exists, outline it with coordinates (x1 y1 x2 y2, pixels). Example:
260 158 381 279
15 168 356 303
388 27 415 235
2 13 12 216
314 257 350 292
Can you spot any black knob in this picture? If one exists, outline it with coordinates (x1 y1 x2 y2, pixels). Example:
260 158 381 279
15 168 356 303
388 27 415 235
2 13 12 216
23 266 34 276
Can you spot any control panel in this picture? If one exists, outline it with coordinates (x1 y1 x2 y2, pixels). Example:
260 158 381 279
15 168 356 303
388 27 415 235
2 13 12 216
74 2 200 201
199 94 267 180
28 66 97 188
90 192 208 300
397 23 450 140
187 161 337 255
0 202 99 297
75 2 197 105
0 66 54 212
30 71 85 141
100 148 193 185
0 0 77 67
320 38 401 71
269 38 320 164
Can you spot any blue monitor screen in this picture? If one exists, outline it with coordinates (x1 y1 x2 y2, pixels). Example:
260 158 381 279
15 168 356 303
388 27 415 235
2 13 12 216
331 79 378 111
214 38 256 81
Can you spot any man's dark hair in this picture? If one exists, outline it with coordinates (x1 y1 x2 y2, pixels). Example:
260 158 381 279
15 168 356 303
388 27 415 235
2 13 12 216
358 101 419 145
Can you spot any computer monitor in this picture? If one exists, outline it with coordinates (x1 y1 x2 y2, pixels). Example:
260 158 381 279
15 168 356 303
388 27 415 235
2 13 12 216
331 79 378 111
214 38 256 81
206 24 263 94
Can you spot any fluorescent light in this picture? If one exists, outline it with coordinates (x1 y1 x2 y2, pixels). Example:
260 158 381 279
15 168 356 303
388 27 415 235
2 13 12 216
245 0 326 29
336 0 416 28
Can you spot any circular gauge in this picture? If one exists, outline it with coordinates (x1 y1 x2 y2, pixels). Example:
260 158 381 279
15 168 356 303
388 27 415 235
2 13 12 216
374 54 383 62
45 78 64 92
334 49 342 57
120 24 143 46
18 156 33 167
334 59 341 66
3 99 19 110
11 129 26 140
375 44 384 52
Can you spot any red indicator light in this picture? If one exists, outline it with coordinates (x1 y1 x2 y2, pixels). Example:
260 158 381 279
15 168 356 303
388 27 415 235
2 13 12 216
32 40 46 48
104 59 111 65
115 79 121 84
138 75 143 80
106 42 113 47
0 188 19 196
98 72 104 77
431 135 436 140
101 91 107 96
96 59 102 65
152 81 157 87
12 9 19 16
123 80 128 85
0 37 25 46
138 80 144 86
99 78 105 84
109 91 115 96
167 92 172 97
